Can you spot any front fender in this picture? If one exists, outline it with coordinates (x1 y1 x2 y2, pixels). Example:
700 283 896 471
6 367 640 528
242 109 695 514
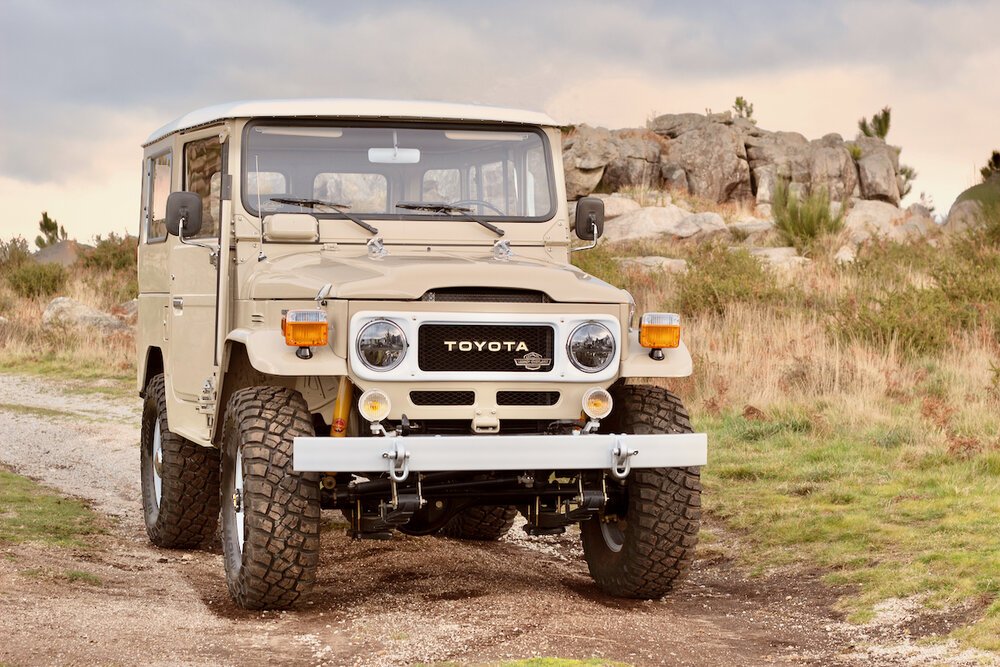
226 328 348 376
618 330 693 378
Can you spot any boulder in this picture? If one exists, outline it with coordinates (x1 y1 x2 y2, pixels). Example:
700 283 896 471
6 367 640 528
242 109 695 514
33 240 91 267
657 122 752 202
602 205 689 242
943 199 982 234
594 193 641 219
600 129 666 192
843 200 905 245
853 137 901 205
679 212 728 239
616 256 688 273
747 246 810 273
42 297 129 333
562 125 616 199
729 217 776 243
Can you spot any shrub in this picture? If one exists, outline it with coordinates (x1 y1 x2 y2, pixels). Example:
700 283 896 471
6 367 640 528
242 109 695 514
81 234 136 272
771 180 844 253
6 262 67 299
831 286 971 355
676 244 787 315
0 237 31 273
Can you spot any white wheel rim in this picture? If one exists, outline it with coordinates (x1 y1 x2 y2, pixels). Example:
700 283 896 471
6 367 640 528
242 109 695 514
152 420 163 508
600 518 625 553
235 450 245 555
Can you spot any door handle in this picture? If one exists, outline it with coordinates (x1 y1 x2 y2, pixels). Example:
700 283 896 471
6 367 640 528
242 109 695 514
172 296 184 311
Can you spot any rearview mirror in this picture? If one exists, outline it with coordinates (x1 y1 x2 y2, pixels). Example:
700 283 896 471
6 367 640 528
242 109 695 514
574 197 605 241
165 191 203 238
368 147 421 164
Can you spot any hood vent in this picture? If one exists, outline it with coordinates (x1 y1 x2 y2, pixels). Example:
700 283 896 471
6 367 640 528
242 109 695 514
421 287 549 303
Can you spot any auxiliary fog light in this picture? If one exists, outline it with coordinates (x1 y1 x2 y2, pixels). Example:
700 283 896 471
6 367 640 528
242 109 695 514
639 312 681 350
582 387 613 420
358 389 391 423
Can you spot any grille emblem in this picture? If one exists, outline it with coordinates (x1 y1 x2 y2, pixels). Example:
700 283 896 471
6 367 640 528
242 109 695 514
514 351 552 371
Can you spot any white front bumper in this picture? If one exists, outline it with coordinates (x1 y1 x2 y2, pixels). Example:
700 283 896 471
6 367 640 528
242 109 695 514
293 432 707 475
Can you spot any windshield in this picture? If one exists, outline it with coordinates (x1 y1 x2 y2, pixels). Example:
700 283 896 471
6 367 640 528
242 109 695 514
242 122 555 221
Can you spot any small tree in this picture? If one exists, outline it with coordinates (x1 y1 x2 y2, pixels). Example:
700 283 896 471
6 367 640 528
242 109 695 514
35 211 67 249
732 96 755 123
858 106 892 139
981 150 1000 182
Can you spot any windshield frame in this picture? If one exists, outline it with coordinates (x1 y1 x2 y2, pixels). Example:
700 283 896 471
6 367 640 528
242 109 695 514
239 119 558 223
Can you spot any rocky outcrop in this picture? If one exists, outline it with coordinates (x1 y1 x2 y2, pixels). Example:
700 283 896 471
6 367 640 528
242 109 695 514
562 112 908 209
42 297 129 333
562 126 666 199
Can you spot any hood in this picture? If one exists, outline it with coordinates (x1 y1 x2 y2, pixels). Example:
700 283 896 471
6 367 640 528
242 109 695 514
245 248 629 303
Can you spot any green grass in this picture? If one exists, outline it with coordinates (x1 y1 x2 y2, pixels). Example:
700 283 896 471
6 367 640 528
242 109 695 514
700 407 1000 650
0 469 102 547
0 357 133 384
0 402 78 420
64 569 102 586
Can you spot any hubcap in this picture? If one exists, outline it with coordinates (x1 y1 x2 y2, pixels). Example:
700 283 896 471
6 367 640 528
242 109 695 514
152 421 163 507
234 451 245 555
600 516 625 553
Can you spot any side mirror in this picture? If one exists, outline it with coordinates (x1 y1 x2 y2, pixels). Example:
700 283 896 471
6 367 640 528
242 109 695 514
574 197 605 241
165 191 203 238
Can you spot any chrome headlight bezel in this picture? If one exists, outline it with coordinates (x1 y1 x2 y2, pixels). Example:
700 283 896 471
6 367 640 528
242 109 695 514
356 319 408 371
566 321 616 373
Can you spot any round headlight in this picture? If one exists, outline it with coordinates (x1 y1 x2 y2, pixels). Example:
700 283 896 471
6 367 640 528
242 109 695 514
357 320 407 371
567 321 616 373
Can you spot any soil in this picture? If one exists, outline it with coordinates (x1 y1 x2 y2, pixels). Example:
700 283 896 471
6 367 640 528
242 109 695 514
0 373 995 667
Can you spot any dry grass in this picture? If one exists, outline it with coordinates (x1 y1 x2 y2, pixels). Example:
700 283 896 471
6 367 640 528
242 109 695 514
0 238 135 381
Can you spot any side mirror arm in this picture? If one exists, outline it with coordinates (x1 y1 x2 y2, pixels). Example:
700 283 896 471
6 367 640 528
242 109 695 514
570 217 600 253
177 217 220 267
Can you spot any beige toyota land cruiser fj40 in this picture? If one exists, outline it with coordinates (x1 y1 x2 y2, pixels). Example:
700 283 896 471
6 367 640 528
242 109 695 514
136 99 707 609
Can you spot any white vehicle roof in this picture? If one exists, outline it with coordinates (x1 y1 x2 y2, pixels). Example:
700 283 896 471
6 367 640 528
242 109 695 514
145 98 560 145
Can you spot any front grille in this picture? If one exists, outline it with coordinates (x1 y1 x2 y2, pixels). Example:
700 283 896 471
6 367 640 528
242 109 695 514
418 323 555 373
422 287 549 303
410 391 475 406
497 391 560 406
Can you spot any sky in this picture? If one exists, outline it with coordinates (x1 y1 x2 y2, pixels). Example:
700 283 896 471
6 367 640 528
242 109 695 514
1 0 998 242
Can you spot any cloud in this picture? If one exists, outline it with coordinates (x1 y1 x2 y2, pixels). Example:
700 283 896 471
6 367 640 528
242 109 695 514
0 0 997 238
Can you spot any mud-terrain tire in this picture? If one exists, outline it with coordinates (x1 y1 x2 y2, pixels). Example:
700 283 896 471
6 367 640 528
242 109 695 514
220 386 321 610
140 374 220 548
441 505 518 541
580 385 701 599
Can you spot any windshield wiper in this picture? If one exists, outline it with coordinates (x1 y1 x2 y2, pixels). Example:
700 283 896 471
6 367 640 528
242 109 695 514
395 201 504 238
269 197 379 235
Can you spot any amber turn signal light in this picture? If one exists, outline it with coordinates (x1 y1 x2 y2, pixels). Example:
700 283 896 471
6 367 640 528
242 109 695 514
283 310 329 347
639 312 681 349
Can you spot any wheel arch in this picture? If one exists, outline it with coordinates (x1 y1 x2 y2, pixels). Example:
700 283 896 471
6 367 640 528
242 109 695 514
139 346 164 397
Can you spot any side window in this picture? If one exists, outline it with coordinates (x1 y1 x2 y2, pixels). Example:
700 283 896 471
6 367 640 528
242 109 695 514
184 137 223 239
313 173 387 212
422 169 460 202
146 152 171 242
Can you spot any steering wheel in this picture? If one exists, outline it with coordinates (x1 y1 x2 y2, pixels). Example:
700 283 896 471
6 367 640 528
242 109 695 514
450 199 505 216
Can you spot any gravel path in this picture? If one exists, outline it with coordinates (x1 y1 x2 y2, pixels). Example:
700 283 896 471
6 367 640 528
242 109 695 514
0 372 995 666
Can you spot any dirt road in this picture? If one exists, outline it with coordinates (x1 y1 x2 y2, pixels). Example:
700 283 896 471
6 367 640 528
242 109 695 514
0 373 991 666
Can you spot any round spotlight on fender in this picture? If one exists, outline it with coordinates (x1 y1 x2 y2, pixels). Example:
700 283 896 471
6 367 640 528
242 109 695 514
582 387 613 420
358 389 391 423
